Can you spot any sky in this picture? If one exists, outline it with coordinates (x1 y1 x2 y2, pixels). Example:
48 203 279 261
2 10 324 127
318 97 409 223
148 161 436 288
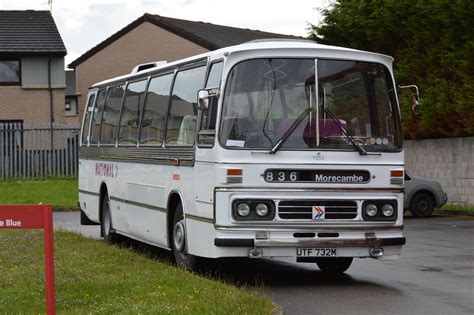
0 0 332 66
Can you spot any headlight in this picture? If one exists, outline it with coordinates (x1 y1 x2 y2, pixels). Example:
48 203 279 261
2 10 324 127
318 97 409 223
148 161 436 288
382 204 394 217
365 203 378 217
236 203 250 217
362 200 397 221
255 203 269 216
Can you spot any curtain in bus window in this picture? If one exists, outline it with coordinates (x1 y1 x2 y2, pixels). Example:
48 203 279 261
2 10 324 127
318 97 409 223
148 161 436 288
100 85 125 145
81 93 96 145
118 80 147 145
140 74 173 145
89 89 107 145
166 66 206 145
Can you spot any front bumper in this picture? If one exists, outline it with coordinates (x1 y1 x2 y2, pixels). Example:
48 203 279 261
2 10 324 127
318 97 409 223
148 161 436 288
215 236 406 248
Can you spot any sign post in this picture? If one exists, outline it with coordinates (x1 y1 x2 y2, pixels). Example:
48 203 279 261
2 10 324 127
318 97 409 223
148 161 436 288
0 205 56 315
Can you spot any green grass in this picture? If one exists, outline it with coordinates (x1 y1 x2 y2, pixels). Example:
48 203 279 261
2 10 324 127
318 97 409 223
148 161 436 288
441 204 474 212
0 178 78 209
0 230 274 314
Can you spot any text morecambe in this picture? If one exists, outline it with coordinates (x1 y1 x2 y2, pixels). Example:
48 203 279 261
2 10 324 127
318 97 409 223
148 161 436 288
314 174 365 183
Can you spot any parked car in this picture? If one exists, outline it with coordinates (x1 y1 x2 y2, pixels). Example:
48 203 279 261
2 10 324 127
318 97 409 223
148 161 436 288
404 173 447 217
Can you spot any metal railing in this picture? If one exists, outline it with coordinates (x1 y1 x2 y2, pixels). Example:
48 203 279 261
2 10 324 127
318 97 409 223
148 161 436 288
0 123 80 179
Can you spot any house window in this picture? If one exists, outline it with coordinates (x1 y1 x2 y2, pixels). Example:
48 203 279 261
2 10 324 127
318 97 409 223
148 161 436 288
0 60 20 85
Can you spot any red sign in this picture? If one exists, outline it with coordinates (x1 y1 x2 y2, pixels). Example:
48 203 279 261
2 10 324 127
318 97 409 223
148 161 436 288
0 205 56 315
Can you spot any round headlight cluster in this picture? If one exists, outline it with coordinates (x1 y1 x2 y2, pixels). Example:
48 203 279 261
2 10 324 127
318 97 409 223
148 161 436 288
364 202 396 219
237 203 250 217
234 201 274 220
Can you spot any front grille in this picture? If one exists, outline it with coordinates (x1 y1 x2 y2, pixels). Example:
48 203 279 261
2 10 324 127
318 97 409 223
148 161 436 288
278 200 358 220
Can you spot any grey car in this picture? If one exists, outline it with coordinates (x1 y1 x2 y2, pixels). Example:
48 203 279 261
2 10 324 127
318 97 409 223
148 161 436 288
404 173 448 217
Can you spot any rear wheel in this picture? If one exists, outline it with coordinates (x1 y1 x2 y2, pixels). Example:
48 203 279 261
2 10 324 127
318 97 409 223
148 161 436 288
410 192 435 218
172 204 197 270
316 257 353 274
101 192 117 244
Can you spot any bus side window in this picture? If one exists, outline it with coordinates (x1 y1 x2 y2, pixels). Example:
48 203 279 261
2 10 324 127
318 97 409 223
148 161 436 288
81 92 96 146
100 84 125 145
165 66 206 146
198 61 223 147
118 79 147 145
140 74 173 145
89 89 107 145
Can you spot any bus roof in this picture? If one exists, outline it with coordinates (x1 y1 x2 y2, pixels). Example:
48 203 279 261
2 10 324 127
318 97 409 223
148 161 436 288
90 39 394 88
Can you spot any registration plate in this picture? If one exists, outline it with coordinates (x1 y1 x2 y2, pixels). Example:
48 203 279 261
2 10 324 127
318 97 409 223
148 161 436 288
296 248 337 257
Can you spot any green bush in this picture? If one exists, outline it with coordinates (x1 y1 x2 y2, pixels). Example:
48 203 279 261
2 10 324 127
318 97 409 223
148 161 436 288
309 0 474 139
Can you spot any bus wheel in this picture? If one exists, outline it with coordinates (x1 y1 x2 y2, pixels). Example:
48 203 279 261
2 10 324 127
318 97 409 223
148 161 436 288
172 204 197 270
316 257 353 274
101 191 116 244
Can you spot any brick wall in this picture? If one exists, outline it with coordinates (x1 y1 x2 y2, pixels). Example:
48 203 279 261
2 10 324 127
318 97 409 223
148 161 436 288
74 22 209 120
0 86 72 125
405 137 474 206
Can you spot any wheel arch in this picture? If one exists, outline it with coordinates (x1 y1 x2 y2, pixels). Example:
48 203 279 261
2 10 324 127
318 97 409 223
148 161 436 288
166 190 185 248
98 181 108 228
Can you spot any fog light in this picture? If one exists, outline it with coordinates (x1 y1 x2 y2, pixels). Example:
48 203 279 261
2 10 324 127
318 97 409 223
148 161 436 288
382 204 394 217
237 203 250 217
365 203 378 217
255 203 269 216
370 247 384 257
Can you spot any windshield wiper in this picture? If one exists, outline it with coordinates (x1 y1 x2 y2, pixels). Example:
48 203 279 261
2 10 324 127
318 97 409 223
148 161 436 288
270 107 312 154
322 107 368 155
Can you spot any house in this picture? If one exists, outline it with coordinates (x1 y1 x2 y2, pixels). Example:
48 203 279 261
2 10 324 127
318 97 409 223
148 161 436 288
0 10 70 128
68 13 298 120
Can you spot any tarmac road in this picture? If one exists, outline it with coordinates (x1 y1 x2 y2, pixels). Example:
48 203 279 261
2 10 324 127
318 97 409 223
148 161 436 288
54 213 474 314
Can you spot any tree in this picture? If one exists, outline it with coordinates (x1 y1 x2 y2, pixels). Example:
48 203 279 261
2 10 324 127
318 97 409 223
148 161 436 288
309 0 474 139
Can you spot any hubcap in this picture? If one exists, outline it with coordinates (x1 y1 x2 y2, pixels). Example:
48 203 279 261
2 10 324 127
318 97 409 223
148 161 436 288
418 201 429 212
173 220 185 252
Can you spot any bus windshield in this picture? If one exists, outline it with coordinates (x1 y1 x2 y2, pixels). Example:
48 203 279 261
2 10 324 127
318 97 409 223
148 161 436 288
220 58 402 152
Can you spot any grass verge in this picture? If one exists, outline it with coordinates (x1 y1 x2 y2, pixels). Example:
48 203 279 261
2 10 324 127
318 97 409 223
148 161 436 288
0 178 78 209
0 230 274 314
441 204 474 212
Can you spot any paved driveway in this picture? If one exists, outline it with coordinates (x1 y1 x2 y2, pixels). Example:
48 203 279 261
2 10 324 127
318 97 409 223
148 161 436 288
54 213 474 314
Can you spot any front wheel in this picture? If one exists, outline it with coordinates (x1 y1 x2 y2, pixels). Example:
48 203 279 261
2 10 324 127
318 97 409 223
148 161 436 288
101 192 117 244
410 192 435 218
316 257 353 274
172 204 198 270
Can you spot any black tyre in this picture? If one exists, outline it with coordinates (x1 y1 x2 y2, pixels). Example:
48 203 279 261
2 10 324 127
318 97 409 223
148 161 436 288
316 257 353 274
172 204 197 270
410 192 435 218
101 191 117 244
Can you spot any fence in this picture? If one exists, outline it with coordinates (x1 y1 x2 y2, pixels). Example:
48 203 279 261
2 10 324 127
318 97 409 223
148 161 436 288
0 123 81 179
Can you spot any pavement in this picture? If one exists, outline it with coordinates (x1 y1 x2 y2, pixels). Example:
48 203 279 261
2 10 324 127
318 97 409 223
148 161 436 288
53 212 474 315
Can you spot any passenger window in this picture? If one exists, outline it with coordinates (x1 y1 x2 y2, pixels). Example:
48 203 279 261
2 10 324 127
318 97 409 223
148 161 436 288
198 62 223 146
165 66 206 146
81 92 96 146
118 80 147 145
140 74 173 145
100 84 125 145
89 89 107 145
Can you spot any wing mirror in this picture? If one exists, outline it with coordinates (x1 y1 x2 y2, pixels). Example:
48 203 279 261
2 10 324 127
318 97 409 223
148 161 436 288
197 89 209 110
398 85 420 117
